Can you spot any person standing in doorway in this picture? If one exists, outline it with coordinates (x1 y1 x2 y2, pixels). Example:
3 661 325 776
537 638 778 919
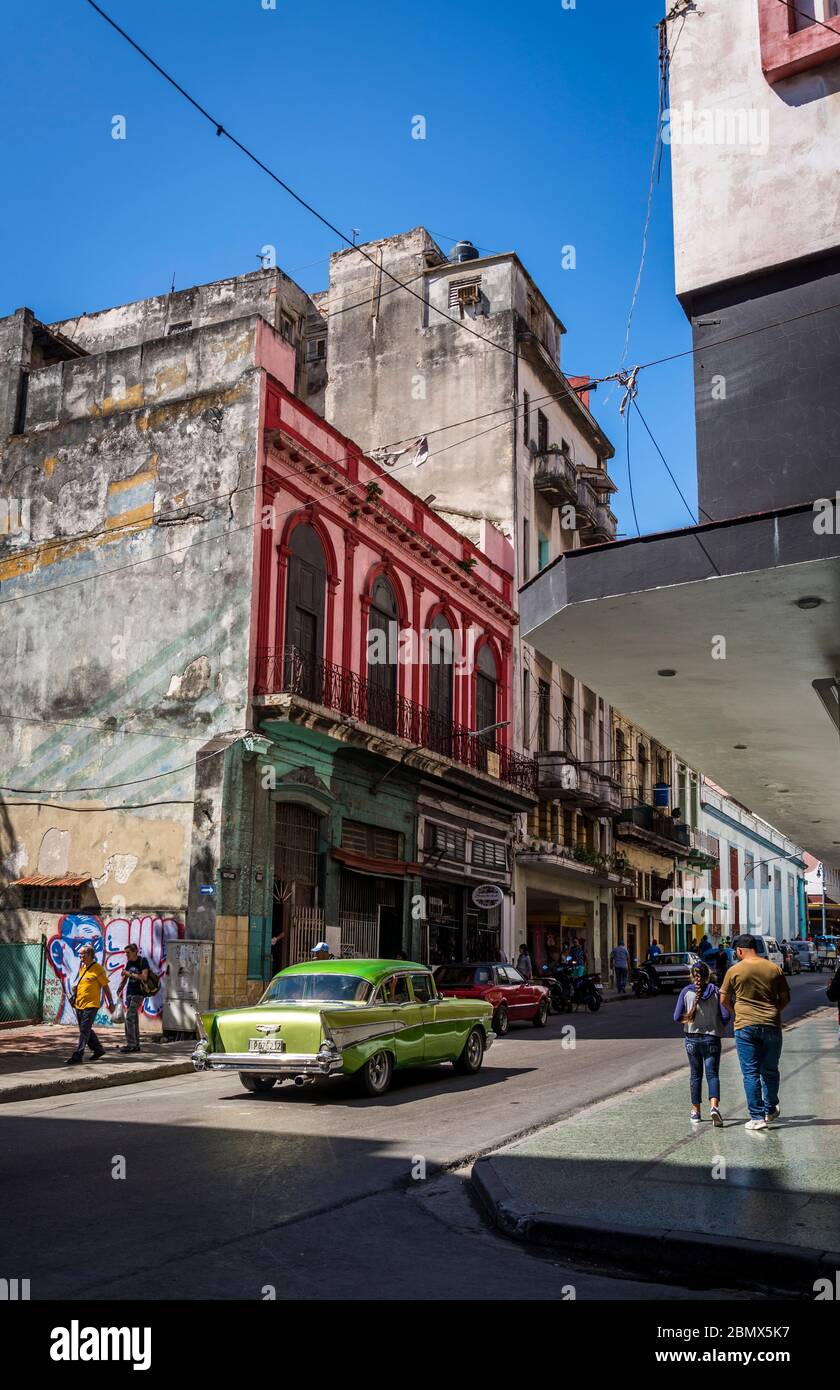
721 933 790 1131
64 944 114 1065
673 960 730 1126
118 942 150 1054
516 943 533 979
611 939 630 994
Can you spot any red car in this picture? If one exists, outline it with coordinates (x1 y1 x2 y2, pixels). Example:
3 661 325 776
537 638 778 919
433 962 550 1035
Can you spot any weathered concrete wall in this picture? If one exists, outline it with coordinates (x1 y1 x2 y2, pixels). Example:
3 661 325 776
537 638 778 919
52 267 326 414
668 0 840 297
0 312 264 937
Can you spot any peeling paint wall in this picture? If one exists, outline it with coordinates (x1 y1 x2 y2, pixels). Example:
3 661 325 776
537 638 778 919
0 307 266 942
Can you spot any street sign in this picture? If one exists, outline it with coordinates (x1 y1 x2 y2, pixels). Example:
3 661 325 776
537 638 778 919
199 885 215 896
472 883 503 910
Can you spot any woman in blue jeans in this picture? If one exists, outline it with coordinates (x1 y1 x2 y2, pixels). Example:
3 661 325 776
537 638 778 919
673 961 731 1127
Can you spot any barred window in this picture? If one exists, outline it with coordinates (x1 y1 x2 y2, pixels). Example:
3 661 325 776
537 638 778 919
21 885 82 912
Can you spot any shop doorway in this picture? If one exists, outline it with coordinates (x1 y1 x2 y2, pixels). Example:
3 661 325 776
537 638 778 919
378 905 403 958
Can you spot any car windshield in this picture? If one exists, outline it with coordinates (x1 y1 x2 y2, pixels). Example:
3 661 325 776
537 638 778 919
260 974 373 1004
434 966 479 986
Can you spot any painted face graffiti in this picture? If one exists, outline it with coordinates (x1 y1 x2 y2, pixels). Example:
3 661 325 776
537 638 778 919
46 914 184 1026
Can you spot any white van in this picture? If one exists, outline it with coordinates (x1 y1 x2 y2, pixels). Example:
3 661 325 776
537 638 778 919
752 935 785 968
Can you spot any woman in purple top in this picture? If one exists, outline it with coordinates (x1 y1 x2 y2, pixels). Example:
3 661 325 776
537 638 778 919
673 960 731 1127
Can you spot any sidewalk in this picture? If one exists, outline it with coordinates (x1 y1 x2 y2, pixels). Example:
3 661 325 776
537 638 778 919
0 1023 195 1104
473 1010 840 1294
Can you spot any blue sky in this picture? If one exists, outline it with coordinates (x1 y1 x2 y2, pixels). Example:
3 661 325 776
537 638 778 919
0 0 696 539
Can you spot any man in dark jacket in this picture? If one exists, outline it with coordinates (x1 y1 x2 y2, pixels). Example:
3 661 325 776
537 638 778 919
118 942 150 1054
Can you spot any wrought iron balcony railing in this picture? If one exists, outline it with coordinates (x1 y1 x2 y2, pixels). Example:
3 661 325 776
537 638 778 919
255 646 538 795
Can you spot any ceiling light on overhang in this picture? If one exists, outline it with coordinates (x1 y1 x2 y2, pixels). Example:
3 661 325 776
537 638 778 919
657 669 677 677
797 597 823 610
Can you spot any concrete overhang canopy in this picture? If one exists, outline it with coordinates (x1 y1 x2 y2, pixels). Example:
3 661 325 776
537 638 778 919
519 506 840 868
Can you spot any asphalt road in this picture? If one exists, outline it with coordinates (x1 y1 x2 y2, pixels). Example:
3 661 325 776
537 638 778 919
1 973 825 1301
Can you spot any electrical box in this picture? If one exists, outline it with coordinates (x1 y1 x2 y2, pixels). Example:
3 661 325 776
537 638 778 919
163 940 213 1035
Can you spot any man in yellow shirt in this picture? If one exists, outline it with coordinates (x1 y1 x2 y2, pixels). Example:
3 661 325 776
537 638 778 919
65 943 115 1065
720 933 790 1131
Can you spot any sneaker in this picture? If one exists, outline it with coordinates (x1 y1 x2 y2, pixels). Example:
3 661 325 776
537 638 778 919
116 1046 134 1053
89 1050 106 1061
690 1111 702 1123
765 1105 780 1124
64 1055 83 1066
711 1106 724 1128
745 1118 767 1131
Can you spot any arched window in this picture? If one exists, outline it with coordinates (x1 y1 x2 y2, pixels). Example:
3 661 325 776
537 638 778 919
284 523 326 699
428 612 454 754
366 575 399 731
475 644 499 750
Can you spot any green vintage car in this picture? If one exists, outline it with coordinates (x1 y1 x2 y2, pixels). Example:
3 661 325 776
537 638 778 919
192 958 495 1098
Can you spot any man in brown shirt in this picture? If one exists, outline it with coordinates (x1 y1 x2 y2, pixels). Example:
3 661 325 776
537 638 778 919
721 934 790 1130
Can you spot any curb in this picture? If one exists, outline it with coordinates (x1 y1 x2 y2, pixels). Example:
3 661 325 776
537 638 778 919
0 1058 195 1104
471 1156 834 1296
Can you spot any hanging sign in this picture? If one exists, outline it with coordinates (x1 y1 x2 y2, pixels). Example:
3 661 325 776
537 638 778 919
472 883 504 910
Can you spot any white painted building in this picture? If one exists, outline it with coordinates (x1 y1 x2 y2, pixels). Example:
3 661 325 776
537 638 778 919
700 781 807 942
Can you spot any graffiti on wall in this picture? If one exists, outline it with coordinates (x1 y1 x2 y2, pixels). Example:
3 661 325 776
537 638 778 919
46 914 185 1026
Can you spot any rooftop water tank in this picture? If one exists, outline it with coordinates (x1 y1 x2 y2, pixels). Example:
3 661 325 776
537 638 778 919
447 239 480 264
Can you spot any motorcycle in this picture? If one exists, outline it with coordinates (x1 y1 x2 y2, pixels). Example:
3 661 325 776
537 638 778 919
631 962 660 998
554 964 602 1012
540 968 574 1014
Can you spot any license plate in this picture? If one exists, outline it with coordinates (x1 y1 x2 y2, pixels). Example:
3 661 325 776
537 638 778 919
248 1038 285 1053
594 983 604 992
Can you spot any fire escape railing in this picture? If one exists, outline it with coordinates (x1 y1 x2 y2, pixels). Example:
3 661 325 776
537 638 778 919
255 646 537 795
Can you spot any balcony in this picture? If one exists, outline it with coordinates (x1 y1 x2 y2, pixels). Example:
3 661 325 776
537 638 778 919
594 772 622 814
617 796 691 855
581 502 617 545
255 647 538 796
575 477 598 526
533 450 577 508
536 750 598 803
682 827 720 869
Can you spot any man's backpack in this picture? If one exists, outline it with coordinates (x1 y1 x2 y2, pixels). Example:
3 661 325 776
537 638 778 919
138 963 162 997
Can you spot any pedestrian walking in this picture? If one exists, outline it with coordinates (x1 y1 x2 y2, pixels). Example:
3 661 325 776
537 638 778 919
117 942 150 1054
673 960 731 1126
720 932 790 1131
611 939 630 994
647 939 662 960
64 944 114 1065
825 962 840 1042
713 943 729 986
516 943 533 978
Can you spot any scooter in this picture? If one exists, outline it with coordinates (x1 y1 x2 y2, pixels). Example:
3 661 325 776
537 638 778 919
540 966 574 1013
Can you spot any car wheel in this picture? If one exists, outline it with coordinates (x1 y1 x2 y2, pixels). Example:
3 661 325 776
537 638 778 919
239 1074 276 1093
532 996 549 1028
357 1049 394 1098
453 1026 485 1075
493 1004 509 1036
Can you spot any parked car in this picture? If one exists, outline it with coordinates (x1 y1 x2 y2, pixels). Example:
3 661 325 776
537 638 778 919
192 959 495 1098
789 939 818 971
645 951 701 993
780 940 801 975
434 962 550 1035
752 936 785 969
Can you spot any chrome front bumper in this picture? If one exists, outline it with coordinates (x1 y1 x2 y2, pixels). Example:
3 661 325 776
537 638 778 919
192 1043 344 1077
